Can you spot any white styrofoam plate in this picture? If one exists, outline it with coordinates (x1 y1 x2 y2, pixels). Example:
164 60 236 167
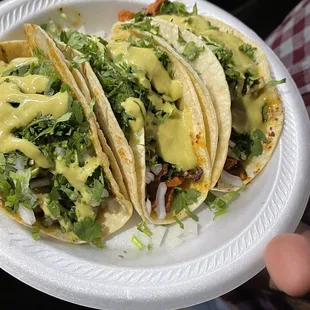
1 0 310 309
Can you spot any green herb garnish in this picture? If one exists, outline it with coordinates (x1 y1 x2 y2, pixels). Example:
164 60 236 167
131 234 143 250
182 41 204 61
239 43 257 61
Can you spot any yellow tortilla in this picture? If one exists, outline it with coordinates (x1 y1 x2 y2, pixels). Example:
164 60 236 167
110 28 212 224
0 35 133 243
130 17 231 188
201 17 283 188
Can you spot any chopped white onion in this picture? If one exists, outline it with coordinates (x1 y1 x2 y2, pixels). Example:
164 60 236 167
182 219 198 235
145 169 155 184
136 231 151 245
155 182 167 220
229 140 236 148
220 170 243 187
77 24 86 34
151 226 167 248
146 198 152 215
18 204 36 225
150 164 162 176
227 148 239 160
164 234 184 248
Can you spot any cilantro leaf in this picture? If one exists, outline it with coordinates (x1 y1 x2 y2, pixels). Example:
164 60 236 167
264 78 286 88
173 189 200 215
159 1 190 16
251 129 270 157
202 36 239 87
47 200 61 218
191 3 198 15
242 70 261 95
35 112 72 140
207 21 219 30
231 129 270 160
177 28 186 45
93 238 104 248
73 217 102 243
174 216 184 229
69 100 84 124
184 206 198 221
182 41 205 61
122 17 159 35
72 54 91 67
239 43 257 61
32 226 40 240
90 179 106 203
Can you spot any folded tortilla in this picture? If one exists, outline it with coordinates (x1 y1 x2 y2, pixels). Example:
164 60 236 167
117 0 284 191
42 22 213 224
0 35 132 244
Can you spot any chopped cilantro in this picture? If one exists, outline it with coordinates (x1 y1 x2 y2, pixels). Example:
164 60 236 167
147 244 152 251
184 206 198 222
159 1 190 16
251 129 270 156
177 28 186 45
242 70 261 95
73 217 102 243
32 226 40 240
47 200 61 218
93 238 104 248
182 41 205 61
173 189 200 215
191 3 198 15
231 129 270 160
202 36 240 88
174 216 184 229
122 17 159 35
264 78 286 88
239 43 257 61
207 21 219 30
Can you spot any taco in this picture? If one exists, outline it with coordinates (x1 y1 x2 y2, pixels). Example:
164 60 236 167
41 21 213 224
0 33 132 244
118 0 284 191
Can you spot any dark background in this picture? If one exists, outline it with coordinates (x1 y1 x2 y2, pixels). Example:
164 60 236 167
0 0 301 309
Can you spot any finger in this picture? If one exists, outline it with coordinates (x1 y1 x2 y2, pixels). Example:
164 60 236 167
264 231 310 297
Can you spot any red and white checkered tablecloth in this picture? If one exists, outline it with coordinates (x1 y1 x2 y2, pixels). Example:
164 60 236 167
267 0 310 220
266 0 310 109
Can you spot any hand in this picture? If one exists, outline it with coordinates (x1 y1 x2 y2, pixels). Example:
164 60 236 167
264 223 310 296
